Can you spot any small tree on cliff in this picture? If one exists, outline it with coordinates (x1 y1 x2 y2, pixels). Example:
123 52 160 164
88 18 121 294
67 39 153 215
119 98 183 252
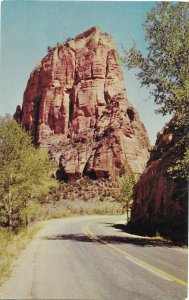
0 117 58 231
115 161 138 222
122 2 189 198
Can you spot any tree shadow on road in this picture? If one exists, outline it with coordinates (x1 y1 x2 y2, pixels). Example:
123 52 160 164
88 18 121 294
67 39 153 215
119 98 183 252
41 233 175 247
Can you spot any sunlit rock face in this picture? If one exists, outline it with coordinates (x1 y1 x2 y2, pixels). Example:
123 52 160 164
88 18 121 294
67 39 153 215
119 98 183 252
129 118 187 241
14 26 150 181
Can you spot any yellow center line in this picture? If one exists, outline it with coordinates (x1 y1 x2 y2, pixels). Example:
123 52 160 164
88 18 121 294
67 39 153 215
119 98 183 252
83 220 188 287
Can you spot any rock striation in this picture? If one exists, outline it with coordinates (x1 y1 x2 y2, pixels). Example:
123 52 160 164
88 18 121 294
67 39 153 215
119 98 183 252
14 26 150 181
129 117 187 241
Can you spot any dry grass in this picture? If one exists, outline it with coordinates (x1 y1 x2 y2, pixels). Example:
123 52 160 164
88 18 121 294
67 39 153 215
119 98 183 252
0 225 40 286
46 198 124 219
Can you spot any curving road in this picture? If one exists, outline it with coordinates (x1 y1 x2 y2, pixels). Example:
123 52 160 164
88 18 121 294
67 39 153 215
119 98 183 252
0 215 188 299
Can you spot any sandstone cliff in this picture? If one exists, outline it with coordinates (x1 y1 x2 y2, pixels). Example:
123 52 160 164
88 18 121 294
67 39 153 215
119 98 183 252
128 117 188 242
14 26 150 181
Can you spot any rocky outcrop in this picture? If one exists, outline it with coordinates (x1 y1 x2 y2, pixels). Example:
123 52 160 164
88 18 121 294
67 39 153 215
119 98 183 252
15 26 150 181
128 118 188 242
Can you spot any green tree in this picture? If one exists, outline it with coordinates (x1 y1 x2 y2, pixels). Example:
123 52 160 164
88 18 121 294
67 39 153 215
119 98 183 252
114 161 138 222
0 117 58 231
123 2 189 123
122 2 189 185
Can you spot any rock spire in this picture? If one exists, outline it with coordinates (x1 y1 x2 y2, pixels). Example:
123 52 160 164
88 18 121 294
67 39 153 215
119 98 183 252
14 26 150 181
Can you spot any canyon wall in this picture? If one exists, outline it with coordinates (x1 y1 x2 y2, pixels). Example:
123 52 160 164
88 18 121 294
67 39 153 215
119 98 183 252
129 118 187 242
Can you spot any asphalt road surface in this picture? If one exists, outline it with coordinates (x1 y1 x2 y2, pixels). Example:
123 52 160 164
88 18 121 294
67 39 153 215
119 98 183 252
0 215 188 299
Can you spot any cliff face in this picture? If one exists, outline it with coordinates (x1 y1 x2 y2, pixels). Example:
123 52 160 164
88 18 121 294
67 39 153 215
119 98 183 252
14 26 150 181
129 118 187 241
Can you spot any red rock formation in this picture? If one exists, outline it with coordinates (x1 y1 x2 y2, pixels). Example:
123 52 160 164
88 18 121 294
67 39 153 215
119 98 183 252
15 27 150 181
129 118 187 241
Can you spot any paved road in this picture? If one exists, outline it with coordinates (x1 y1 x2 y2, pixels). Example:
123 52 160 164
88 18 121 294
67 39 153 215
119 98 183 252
0 215 188 299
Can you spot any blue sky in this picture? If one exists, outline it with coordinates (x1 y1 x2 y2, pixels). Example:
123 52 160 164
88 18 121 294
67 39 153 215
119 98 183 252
0 1 171 145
